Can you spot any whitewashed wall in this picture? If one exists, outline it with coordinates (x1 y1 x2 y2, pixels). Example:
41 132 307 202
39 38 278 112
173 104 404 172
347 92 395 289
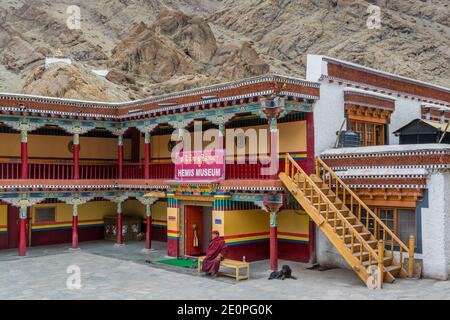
311 82 346 155
388 97 422 144
316 227 349 270
421 172 450 280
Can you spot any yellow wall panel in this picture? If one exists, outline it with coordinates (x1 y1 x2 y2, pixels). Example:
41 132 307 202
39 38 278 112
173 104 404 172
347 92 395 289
0 205 7 226
212 210 224 236
151 135 172 160
167 207 179 232
0 133 20 157
224 210 269 235
279 121 307 153
152 201 167 221
277 209 309 235
0 133 132 160
31 201 117 223
122 200 145 216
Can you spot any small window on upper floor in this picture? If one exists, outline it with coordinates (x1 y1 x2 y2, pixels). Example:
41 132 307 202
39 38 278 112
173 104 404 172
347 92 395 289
348 120 386 146
34 207 56 223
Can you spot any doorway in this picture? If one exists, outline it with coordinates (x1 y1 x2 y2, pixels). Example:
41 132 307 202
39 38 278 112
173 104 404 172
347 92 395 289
184 205 212 256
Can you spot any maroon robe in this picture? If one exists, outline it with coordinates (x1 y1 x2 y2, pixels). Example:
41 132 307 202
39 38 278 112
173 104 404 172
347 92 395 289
202 236 227 274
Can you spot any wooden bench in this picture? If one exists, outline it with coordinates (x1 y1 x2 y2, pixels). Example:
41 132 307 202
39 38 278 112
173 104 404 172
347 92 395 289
197 256 250 281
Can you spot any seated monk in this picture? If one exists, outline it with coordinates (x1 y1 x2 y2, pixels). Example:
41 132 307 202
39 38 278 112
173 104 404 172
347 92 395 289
201 230 227 276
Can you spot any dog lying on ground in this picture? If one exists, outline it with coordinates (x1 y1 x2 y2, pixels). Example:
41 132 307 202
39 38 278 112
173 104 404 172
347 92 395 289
268 265 297 280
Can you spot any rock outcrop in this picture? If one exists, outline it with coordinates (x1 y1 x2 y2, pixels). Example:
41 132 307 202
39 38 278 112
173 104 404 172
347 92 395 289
106 9 269 96
23 63 128 101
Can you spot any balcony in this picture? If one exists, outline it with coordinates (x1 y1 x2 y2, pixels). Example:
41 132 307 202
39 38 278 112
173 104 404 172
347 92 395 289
0 160 297 181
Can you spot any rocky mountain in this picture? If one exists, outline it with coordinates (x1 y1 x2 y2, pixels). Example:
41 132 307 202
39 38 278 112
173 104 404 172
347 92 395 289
0 0 448 101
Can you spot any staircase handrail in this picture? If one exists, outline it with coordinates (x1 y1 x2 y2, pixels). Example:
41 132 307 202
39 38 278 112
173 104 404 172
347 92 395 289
285 154 380 262
315 157 409 253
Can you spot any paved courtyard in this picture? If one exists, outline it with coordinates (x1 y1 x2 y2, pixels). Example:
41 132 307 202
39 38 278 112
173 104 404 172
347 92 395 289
0 241 449 300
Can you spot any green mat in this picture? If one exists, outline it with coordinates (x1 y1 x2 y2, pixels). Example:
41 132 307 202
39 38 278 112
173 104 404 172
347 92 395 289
158 258 198 268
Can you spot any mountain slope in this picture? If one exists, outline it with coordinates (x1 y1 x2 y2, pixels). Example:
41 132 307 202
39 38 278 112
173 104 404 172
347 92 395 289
0 0 448 101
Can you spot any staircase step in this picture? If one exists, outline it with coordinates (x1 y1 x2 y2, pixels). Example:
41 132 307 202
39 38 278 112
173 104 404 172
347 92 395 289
327 216 357 225
352 250 378 258
335 224 364 234
307 194 336 201
362 256 393 267
346 239 378 249
340 231 371 241
352 250 393 260
384 265 401 277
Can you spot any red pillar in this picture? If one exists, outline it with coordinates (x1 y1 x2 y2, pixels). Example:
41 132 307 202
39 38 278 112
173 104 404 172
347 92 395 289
306 112 315 175
118 135 124 179
116 203 123 245
269 211 278 271
269 119 279 179
144 132 150 179
71 204 79 250
18 206 27 256
73 133 80 179
20 130 28 179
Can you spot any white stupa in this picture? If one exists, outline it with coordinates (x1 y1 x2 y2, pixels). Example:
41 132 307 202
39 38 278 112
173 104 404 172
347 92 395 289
45 49 72 69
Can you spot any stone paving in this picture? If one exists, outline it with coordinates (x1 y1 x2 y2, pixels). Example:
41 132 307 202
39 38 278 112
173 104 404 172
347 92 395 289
0 241 449 300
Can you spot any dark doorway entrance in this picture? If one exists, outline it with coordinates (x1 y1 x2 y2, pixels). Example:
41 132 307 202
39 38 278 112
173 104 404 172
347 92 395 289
184 205 212 256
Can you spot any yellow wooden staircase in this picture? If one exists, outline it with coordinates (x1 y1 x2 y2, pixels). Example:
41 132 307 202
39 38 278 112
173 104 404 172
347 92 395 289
279 154 415 287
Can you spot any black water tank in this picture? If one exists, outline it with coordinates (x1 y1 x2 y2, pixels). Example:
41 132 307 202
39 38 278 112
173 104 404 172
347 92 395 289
338 130 361 148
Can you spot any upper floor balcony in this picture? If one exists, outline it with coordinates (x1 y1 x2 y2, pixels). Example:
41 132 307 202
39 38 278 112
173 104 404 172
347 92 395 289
0 75 320 185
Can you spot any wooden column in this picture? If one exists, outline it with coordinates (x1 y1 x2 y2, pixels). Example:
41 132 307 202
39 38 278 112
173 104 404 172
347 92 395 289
20 130 28 179
145 204 152 250
73 133 80 179
118 134 124 179
71 204 79 250
144 132 151 179
18 206 27 256
269 211 278 271
116 202 123 245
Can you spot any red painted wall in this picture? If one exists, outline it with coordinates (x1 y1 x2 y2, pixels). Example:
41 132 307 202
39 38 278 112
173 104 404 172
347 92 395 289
0 234 7 249
225 241 270 262
151 226 167 242
167 238 179 257
278 241 310 262
30 226 104 247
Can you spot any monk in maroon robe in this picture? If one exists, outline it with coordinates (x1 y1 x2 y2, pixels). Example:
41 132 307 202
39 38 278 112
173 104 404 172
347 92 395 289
201 230 227 276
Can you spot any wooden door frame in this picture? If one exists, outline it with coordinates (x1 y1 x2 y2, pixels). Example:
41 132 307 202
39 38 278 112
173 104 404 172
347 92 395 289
178 200 213 257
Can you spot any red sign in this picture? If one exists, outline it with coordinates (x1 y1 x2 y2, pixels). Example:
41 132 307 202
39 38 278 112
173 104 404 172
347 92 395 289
174 149 225 181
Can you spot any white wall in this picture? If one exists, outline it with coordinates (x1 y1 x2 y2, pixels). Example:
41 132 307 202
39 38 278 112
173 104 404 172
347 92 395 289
312 82 346 155
388 97 422 144
421 172 450 280
306 54 424 149
445 174 450 276
316 227 350 270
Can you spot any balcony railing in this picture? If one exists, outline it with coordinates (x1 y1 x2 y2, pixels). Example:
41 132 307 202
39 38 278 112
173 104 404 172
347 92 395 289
0 159 303 181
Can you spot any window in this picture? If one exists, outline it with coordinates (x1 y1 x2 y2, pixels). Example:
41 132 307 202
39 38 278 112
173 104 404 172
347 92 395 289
35 207 56 223
349 120 386 146
397 209 416 244
354 207 417 246
375 208 416 244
